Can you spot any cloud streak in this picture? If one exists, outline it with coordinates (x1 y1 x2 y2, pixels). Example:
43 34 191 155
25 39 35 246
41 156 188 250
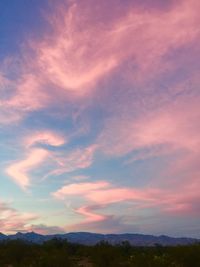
1 0 200 236
2 0 199 122
0 200 38 234
6 149 49 189
6 131 66 189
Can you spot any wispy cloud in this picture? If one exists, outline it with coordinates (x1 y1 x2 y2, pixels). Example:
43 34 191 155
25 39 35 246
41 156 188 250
53 174 200 228
1 0 200 236
6 148 49 189
6 131 66 189
45 144 97 178
24 131 66 148
0 200 39 234
2 0 199 124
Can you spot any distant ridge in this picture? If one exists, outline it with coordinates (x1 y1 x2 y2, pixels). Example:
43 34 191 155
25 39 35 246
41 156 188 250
0 232 199 246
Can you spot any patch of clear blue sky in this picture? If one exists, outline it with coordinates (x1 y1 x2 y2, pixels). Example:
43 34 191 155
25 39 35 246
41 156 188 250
0 0 49 60
86 153 169 188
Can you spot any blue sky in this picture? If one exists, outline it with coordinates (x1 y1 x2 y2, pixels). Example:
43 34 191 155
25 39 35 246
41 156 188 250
0 0 200 237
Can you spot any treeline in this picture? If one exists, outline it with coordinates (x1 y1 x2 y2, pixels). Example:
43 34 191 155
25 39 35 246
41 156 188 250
0 238 199 267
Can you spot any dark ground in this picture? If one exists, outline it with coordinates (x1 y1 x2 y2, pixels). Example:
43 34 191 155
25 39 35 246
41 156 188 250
0 239 200 267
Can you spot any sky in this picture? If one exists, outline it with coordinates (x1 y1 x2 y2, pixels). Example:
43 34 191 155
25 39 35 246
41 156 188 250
0 0 200 237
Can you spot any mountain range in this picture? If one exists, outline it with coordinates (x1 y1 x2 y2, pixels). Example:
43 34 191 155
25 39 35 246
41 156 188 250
0 232 199 246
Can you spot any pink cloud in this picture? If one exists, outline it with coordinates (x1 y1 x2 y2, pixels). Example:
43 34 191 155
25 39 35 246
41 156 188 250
0 200 64 235
99 97 200 157
27 0 200 97
53 182 137 229
53 181 162 214
53 181 109 200
46 144 97 177
5 131 95 190
24 131 66 148
5 131 67 189
0 73 48 124
75 205 106 223
0 200 39 234
5 75 46 111
0 72 8 89
96 95 200 217
87 188 157 205
53 174 200 225
6 148 49 189
1 0 200 234
1 0 200 124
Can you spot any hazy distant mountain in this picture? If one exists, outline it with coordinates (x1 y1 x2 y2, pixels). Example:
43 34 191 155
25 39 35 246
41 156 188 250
0 232 198 246
8 232 47 243
0 233 7 241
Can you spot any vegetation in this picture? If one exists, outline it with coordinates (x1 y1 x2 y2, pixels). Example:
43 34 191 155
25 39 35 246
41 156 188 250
0 238 199 267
